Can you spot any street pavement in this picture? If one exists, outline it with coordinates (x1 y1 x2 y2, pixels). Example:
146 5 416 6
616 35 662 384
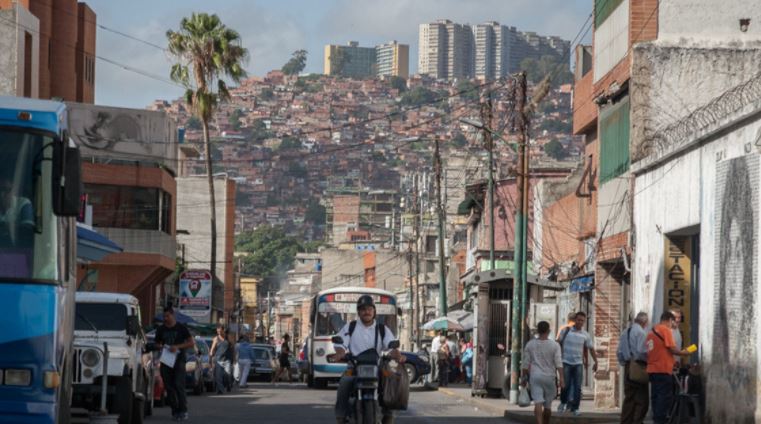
148 382 509 423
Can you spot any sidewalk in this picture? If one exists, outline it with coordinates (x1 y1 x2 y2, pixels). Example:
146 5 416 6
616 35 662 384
436 384 621 424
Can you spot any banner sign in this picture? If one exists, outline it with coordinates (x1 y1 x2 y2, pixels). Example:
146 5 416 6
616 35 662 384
179 270 212 322
664 237 692 347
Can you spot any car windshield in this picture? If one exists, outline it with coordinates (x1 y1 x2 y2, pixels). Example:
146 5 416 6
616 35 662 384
75 303 128 331
0 129 57 281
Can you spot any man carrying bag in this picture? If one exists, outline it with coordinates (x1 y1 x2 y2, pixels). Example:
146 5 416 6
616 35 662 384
617 312 649 424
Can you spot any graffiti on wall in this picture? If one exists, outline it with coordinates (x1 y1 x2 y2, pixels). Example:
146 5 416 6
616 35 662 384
709 154 758 423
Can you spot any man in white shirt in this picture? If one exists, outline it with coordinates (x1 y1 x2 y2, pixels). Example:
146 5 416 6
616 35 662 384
329 295 404 424
522 321 564 424
430 331 443 384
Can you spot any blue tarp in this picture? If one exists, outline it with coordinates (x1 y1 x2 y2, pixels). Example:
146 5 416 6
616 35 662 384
570 275 594 293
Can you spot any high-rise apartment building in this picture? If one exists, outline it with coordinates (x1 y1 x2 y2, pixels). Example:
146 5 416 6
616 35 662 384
376 41 409 78
0 0 96 102
418 19 473 80
324 41 377 78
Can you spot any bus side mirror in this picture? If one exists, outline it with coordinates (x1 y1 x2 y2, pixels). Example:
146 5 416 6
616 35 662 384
52 140 82 217
126 315 141 337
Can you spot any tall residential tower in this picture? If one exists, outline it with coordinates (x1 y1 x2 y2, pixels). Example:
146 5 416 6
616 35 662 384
376 41 409 78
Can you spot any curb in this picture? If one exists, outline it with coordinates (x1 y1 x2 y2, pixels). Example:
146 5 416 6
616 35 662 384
437 387 507 416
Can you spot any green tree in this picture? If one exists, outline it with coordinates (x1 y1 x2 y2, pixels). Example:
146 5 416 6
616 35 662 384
543 139 567 160
304 200 326 224
168 13 248 280
236 226 302 276
282 49 308 76
228 108 243 131
259 87 274 100
456 79 479 101
186 115 202 130
400 86 439 106
278 136 301 150
388 76 407 93
452 132 468 147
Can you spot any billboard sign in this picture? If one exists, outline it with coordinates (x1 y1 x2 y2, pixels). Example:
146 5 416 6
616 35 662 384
179 270 212 322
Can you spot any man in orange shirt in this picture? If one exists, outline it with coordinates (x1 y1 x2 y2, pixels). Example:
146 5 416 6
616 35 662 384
646 312 690 424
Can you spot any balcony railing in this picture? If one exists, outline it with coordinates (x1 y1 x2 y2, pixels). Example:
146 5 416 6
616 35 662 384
97 228 177 260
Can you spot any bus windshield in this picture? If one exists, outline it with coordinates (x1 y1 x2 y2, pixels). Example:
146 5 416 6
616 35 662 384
315 307 398 337
0 129 57 281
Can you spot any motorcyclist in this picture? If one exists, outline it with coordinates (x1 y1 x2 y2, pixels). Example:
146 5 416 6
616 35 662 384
328 295 405 424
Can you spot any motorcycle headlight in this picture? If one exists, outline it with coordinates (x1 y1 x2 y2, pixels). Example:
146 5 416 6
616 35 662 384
186 361 197 372
81 349 100 367
356 365 378 379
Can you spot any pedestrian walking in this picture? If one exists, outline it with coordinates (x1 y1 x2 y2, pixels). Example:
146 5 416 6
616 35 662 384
437 340 451 387
522 321 564 424
273 333 293 383
646 312 690 424
235 335 253 388
617 312 649 424
429 331 444 384
155 306 195 422
210 325 233 394
669 309 683 364
556 311 598 416
460 339 473 385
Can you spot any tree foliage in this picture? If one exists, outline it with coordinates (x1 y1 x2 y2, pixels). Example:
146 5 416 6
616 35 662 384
520 55 573 86
282 49 308 76
278 136 302 150
543 138 567 160
400 86 439 106
236 226 302 277
456 80 479 101
452 132 468 147
167 13 248 279
186 115 202 130
388 76 407 93
228 109 243 131
304 200 326 224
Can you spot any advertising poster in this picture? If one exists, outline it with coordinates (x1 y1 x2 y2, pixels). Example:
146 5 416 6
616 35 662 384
179 270 212 322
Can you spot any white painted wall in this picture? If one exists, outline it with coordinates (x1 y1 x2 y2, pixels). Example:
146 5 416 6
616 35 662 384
597 176 630 237
594 0 629 82
659 0 761 44
633 115 761 421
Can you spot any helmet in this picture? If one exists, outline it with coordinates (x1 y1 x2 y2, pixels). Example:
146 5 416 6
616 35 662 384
356 295 375 311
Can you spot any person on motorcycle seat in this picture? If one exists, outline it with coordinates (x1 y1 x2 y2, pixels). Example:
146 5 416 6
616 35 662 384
329 295 405 424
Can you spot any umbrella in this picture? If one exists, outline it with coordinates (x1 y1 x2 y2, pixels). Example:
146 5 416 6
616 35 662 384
447 310 474 331
153 311 198 325
422 317 465 332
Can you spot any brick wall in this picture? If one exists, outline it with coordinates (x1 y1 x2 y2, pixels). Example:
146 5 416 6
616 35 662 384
75 2 95 103
542 193 580 271
49 0 77 101
573 71 597 135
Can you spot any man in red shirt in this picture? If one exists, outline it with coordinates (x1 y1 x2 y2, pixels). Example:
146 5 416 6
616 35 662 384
646 312 690 424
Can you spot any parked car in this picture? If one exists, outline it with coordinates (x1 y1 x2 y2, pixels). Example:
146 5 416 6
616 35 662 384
185 341 206 395
401 351 432 384
195 337 215 392
249 346 276 381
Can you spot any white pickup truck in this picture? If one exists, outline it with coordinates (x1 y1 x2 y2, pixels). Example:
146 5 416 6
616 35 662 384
71 292 153 424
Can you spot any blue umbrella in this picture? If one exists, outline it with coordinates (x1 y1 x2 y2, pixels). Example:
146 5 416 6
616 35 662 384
153 311 197 325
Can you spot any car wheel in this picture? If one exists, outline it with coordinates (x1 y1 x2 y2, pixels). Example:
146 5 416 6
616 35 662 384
404 364 418 384
110 378 134 424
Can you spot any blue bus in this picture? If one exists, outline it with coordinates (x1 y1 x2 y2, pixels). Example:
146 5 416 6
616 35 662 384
0 96 82 423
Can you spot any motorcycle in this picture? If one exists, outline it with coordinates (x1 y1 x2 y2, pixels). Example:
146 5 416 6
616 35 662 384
330 336 400 424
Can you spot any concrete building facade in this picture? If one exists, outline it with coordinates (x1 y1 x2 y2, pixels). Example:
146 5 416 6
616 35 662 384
376 41 409 78
176 175 237 324
0 0 95 102
418 19 473 80
324 41 377 78
629 1 761 420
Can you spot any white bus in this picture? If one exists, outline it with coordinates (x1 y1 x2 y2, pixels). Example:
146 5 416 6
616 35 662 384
305 287 399 388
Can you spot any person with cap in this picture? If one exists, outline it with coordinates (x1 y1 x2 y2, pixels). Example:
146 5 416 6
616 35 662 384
328 295 405 424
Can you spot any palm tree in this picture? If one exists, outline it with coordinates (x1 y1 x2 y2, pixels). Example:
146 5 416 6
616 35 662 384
167 13 248 283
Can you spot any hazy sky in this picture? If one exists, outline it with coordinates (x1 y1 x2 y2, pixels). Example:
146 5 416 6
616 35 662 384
86 0 591 108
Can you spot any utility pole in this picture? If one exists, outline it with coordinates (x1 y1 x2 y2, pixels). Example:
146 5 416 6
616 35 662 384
434 138 447 316
509 72 528 404
414 174 422 349
480 92 496 271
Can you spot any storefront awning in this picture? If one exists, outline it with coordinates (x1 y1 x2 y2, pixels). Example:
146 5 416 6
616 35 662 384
77 224 123 262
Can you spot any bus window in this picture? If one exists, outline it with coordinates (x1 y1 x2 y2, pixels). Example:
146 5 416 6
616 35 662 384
0 130 57 281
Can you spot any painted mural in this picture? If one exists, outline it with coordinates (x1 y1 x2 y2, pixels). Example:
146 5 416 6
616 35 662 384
709 154 758 423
